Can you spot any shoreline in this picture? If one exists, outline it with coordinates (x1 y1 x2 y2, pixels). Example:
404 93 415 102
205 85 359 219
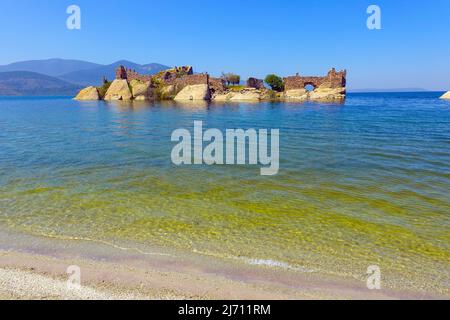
0 228 445 300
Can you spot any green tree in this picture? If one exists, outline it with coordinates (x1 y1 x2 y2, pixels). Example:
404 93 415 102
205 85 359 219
264 74 285 92
222 73 241 86
97 78 112 99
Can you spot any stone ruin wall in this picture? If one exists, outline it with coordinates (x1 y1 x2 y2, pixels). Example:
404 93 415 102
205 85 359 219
115 65 209 91
209 77 226 93
115 66 127 80
126 69 152 82
167 74 209 89
246 78 265 89
115 65 346 97
115 66 152 82
162 66 193 82
284 68 346 91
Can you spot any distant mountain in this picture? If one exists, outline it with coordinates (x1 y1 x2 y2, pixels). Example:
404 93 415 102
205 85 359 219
58 60 170 86
0 58 102 77
0 59 171 96
0 71 82 96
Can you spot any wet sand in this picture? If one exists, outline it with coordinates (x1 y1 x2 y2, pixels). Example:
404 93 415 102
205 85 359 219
0 228 445 300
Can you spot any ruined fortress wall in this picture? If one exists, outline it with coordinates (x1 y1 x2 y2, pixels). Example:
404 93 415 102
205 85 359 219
167 74 210 88
284 69 346 90
116 66 127 80
115 66 152 82
126 70 152 83
209 77 226 93
115 65 207 89
284 76 324 90
181 74 209 86
328 69 346 88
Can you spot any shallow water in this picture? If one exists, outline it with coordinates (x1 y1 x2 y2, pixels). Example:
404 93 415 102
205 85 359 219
0 93 449 293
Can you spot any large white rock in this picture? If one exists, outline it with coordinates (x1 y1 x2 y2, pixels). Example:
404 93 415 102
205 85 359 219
130 79 152 100
212 92 234 101
74 86 100 100
211 90 263 102
229 92 261 101
104 79 132 101
309 87 346 102
285 89 308 101
158 85 176 99
174 84 210 101
440 91 450 100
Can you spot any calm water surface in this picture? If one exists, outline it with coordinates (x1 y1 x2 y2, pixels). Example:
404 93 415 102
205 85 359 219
0 93 449 292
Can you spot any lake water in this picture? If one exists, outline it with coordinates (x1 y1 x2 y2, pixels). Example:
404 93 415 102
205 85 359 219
0 93 449 293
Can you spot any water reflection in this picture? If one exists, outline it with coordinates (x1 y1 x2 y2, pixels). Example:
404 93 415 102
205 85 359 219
105 100 154 112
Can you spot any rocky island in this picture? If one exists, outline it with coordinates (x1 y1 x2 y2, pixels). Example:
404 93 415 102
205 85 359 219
440 91 450 99
75 65 347 103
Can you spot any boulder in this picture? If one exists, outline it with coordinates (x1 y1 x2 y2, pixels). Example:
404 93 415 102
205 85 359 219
212 92 234 101
309 87 346 102
157 85 176 100
104 79 132 101
212 89 278 102
74 86 100 100
212 90 262 102
229 90 261 101
130 79 152 100
285 89 308 101
174 84 210 101
440 91 450 100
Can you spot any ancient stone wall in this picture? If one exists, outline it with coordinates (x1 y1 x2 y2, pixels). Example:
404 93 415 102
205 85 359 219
115 65 209 92
167 74 209 88
284 68 346 91
124 69 152 82
115 65 152 82
246 78 265 89
327 68 347 88
163 66 193 82
116 66 127 80
209 77 226 93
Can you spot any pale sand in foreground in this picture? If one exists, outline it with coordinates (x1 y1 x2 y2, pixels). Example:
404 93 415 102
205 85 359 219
0 229 446 300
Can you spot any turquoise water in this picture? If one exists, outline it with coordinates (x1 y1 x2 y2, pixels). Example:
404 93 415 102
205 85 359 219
0 93 449 293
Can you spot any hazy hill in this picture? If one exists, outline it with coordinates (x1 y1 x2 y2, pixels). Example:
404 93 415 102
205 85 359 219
0 58 102 77
0 71 82 96
58 60 170 86
0 58 171 95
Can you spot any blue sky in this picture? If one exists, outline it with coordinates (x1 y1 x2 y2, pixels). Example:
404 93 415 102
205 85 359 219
0 0 449 90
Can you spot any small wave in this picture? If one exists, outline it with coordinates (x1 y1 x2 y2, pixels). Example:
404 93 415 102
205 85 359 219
191 249 315 273
243 258 316 273
37 233 175 257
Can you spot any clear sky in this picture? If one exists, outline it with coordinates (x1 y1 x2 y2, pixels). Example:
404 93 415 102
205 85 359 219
0 0 449 90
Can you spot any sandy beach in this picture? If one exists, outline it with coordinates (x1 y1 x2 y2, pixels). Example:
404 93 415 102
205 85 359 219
0 228 445 300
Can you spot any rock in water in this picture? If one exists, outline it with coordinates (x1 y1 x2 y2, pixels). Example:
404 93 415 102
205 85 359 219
308 87 346 102
104 79 132 101
440 91 450 100
229 90 262 101
285 89 308 101
74 86 100 100
130 79 152 100
174 84 210 101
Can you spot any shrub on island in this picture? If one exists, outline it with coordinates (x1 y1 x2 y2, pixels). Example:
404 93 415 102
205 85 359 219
264 74 285 92
97 78 112 99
